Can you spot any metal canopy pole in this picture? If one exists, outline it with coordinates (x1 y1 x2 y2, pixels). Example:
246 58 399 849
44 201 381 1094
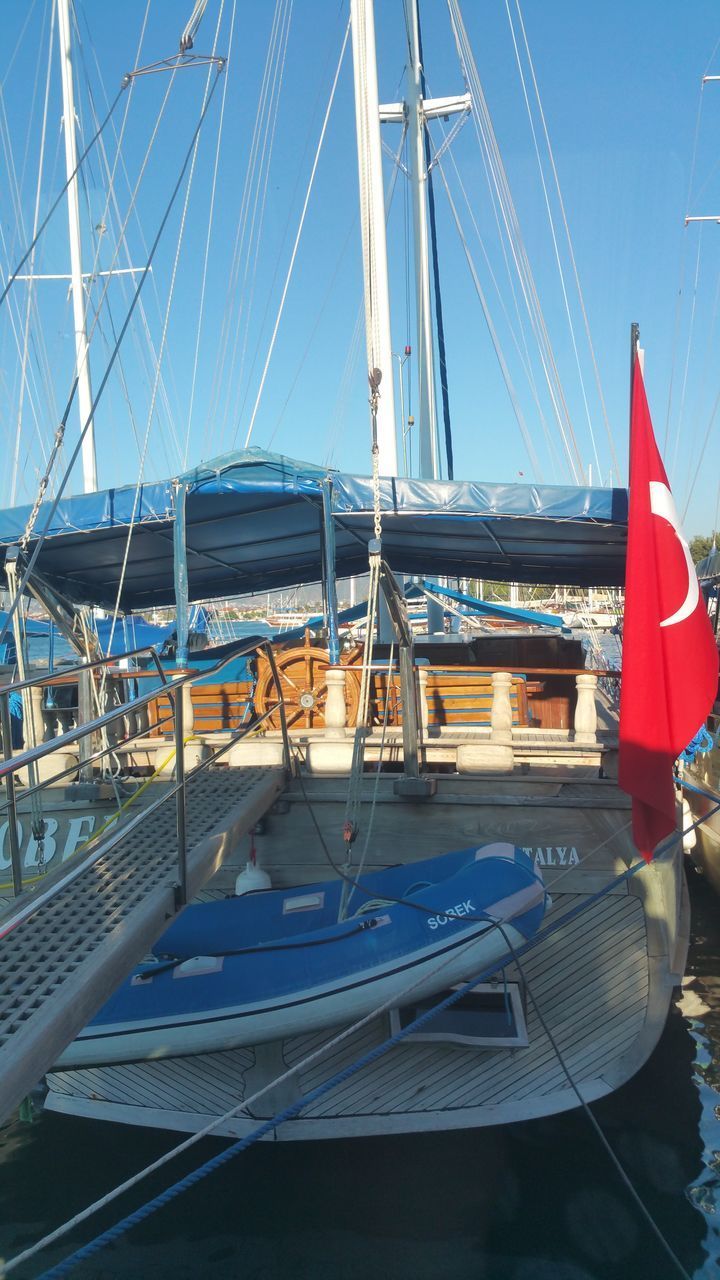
321 480 341 666
173 482 190 669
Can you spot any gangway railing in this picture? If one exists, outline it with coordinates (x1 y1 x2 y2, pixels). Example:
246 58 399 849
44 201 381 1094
0 636 292 910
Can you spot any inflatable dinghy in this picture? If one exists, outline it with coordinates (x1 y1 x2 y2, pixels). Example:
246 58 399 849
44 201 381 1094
57 842 547 1068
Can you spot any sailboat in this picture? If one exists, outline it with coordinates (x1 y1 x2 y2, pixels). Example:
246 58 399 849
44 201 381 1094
0 0 688 1147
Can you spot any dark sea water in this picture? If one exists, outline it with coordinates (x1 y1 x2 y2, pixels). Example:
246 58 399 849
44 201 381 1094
0 868 718 1280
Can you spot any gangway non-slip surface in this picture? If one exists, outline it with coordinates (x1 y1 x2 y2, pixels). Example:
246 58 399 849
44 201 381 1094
0 765 285 1124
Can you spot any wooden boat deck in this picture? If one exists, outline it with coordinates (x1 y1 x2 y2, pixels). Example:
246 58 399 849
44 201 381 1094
0 765 285 1124
44 885 666 1139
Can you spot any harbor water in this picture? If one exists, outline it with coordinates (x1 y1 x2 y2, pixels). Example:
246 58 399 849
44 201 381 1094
0 867 718 1279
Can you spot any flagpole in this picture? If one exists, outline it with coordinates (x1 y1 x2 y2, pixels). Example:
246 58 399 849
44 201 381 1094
629 321 639 406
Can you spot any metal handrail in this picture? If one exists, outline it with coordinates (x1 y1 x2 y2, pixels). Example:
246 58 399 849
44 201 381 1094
0 635 292 903
0 709 178 815
0 700 285 941
0 635 288 780
0 641 170 699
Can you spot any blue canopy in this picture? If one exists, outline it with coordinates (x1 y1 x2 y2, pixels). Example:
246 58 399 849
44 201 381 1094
697 548 720 586
0 449 628 613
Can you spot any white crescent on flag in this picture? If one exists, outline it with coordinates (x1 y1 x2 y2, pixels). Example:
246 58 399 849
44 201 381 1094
648 480 698 628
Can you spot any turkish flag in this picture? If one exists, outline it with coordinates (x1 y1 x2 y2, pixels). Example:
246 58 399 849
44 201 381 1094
618 357 719 859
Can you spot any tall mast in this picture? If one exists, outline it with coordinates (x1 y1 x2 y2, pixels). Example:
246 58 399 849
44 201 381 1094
350 0 398 475
57 0 97 493
405 0 438 481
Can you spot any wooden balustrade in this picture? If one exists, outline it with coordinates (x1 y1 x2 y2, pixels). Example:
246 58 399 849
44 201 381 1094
9 660 608 747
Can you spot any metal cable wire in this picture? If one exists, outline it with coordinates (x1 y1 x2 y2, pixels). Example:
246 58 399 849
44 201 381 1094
0 83 127 313
0 66 225 657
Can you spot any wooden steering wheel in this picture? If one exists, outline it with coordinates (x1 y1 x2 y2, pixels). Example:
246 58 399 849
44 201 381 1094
253 631 362 730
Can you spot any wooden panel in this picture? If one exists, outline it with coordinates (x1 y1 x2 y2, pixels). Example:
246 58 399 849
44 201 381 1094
526 674 575 730
370 670 530 729
151 681 254 735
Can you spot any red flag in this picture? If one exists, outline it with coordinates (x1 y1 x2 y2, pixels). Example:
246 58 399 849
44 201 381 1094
619 357 719 859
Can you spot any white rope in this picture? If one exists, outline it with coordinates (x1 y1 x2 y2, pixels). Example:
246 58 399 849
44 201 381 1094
202 0 290 456
241 16 350 448
510 0 620 484
180 0 210 53
16 54 181 514
437 127 561 478
222 0 294 441
74 2 185 472
447 0 585 484
183 0 235 467
10 0 56 505
504 0 603 483
102 7 226 664
433 155 543 478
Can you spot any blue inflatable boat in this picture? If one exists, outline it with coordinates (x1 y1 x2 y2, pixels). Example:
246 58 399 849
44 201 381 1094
58 842 547 1068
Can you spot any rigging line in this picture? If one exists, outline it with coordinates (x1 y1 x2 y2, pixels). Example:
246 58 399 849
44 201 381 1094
442 138 561 477
0 0 39 90
232 7 358 449
214 0 290 429
673 227 703 490
511 0 619 483
0 83 127 314
434 156 543 478
269 121 403 455
265 214 358 449
449 21 571 480
434 102 561 480
0 228 53 473
201 0 286 452
323 302 364 467
71 1 184 465
666 73 706 454
65 27 187 469
10 0 56 507
0 66 225 656
184 0 234 467
497 926 691 1280
241 16 351 448
76 8 186 473
505 0 601 483
103 7 227 660
416 15 453 481
681 382 720 522
447 0 583 483
223 0 295 444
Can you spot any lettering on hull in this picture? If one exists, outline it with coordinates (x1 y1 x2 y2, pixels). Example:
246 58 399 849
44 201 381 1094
523 846 580 868
0 813 116 874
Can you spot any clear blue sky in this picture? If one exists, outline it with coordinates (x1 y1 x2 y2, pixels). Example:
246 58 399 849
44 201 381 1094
1 0 719 539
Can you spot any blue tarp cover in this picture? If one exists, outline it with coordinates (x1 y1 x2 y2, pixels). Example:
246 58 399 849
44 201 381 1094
697 549 720 585
0 449 628 612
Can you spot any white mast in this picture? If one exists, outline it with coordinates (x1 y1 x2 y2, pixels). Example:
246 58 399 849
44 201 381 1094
57 0 97 493
405 0 438 481
350 0 398 475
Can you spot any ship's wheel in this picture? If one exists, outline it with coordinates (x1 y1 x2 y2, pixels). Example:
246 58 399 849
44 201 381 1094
253 631 362 730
